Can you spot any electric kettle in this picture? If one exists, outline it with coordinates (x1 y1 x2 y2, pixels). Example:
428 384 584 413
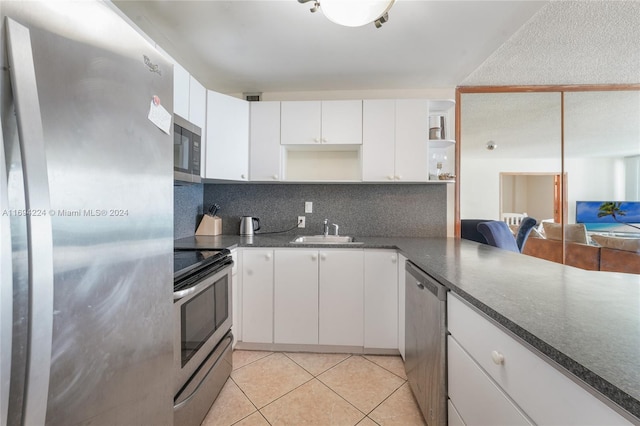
239 216 261 236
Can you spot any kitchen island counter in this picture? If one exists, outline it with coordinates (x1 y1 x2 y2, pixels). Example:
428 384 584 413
174 234 640 421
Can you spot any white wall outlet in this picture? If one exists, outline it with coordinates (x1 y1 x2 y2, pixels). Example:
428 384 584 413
298 216 306 228
305 201 313 213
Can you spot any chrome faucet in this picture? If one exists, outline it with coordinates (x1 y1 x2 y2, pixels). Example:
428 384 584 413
323 219 329 237
332 223 339 236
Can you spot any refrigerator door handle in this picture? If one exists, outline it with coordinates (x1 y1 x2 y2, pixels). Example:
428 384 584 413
6 18 55 426
0 92 13 426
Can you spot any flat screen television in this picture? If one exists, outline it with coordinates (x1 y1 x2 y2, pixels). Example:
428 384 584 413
576 201 640 233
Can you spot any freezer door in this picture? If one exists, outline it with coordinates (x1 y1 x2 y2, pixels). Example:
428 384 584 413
5 17 55 426
0 88 13 426
2 2 174 425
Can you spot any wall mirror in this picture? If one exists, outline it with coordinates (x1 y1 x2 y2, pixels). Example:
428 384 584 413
456 85 640 275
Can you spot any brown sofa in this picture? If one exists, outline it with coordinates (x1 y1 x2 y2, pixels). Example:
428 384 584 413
522 237 640 274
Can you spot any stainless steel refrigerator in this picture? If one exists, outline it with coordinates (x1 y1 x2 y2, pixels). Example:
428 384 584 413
1 2 174 425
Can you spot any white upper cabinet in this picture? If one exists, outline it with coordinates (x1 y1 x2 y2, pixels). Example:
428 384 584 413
362 99 396 181
395 99 429 182
205 91 249 181
249 101 281 181
188 76 206 134
321 100 363 144
281 101 321 145
363 99 431 182
172 62 190 119
281 100 362 145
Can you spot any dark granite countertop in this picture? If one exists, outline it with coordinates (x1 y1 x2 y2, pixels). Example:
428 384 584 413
174 234 640 420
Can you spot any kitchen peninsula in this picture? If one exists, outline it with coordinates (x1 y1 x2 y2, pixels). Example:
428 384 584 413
175 234 640 423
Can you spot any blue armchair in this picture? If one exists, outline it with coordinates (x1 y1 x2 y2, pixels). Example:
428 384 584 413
477 218 538 253
477 221 520 252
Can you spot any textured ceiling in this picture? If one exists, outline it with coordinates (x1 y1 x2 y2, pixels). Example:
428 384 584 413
462 1 640 86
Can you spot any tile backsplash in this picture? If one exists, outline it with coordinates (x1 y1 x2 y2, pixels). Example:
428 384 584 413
197 183 447 238
174 183 204 239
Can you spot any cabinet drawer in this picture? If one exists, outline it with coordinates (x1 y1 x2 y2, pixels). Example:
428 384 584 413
448 336 532 425
448 293 631 425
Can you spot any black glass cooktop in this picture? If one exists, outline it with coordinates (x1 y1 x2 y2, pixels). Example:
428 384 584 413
174 249 231 279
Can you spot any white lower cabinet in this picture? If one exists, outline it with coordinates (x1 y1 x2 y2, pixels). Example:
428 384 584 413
241 249 274 343
364 250 398 349
274 250 318 344
449 335 532 425
318 250 364 347
447 399 465 426
448 293 632 426
239 248 401 352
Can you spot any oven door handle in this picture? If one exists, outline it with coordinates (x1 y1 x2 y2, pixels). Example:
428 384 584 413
173 264 231 301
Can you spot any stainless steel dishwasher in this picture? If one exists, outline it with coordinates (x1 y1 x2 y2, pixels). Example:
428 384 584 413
405 261 447 426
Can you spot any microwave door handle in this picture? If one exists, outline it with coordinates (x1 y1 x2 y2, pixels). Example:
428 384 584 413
6 18 55 426
0 81 13 426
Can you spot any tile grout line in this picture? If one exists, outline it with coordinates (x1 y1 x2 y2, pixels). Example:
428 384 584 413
362 354 409 381
231 350 275 372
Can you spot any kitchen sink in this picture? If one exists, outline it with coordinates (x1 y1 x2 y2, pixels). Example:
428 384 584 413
290 235 362 244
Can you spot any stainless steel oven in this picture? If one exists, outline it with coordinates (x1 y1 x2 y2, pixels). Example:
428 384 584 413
173 249 233 426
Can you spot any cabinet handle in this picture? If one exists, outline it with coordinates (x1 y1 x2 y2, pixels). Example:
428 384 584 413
246 268 253 276
391 255 397 263
314 138 320 143
320 253 327 261
321 138 327 143
272 174 278 180
311 254 318 261
416 281 424 290
241 174 246 179
395 175 402 180
387 175 394 180
265 253 272 261
491 350 505 365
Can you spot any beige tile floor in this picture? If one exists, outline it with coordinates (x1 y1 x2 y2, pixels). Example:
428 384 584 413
201 350 426 426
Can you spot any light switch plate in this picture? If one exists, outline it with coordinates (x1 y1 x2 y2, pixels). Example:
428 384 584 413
305 201 313 213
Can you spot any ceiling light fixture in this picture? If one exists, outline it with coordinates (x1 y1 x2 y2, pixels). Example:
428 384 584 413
299 0 395 28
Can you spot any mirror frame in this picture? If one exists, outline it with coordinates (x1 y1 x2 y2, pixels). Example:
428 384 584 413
454 84 640 263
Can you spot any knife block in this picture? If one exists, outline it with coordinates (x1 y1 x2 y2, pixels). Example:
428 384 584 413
195 215 222 236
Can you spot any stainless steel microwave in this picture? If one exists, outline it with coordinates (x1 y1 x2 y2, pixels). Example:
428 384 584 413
174 114 202 184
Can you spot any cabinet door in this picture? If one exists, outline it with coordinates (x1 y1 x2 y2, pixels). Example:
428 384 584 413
241 249 274 343
364 250 398 349
319 250 364 346
362 99 396 182
173 62 190 119
281 101 321 145
395 99 429 182
188 77 206 132
205 91 249 181
274 250 319 344
321 100 362 145
250 101 281 181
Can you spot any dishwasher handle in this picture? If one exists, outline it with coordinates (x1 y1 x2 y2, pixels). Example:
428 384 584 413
406 261 447 301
